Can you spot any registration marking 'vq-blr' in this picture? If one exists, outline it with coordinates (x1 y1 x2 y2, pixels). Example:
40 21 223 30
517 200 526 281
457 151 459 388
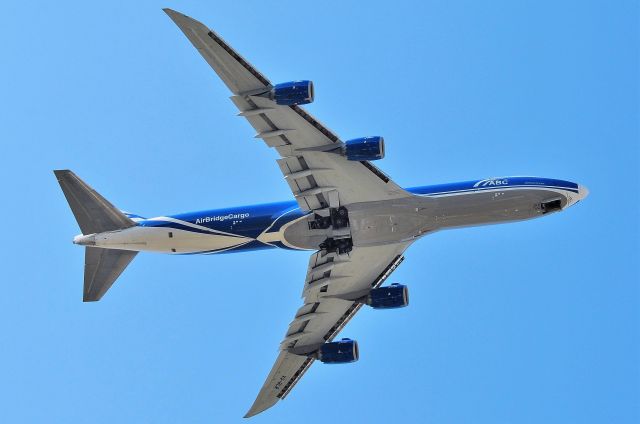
274 375 287 390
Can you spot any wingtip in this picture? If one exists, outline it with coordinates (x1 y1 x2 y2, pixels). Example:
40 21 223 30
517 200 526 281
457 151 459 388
162 8 181 19
243 409 260 419
162 8 204 27
243 398 278 419
243 407 258 419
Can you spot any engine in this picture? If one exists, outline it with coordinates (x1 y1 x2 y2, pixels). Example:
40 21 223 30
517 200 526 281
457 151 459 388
318 338 359 364
367 283 409 309
271 80 314 105
344 136 385 161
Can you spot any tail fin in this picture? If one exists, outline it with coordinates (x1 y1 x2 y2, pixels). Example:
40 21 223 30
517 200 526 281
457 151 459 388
54 170 138 302
53 170 135 235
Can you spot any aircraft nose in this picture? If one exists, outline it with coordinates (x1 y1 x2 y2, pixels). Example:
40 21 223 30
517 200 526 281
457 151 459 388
577 184 589 200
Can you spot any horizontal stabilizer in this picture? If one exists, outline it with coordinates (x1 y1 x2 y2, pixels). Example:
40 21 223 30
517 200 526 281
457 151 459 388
54 170 135 235
84 247 137 302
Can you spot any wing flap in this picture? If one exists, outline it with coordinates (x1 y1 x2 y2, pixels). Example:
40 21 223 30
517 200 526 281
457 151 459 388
243 96 335 149
289 245 408 351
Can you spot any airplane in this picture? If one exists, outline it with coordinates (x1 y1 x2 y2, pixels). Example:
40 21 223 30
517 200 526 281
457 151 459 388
54 9 589 418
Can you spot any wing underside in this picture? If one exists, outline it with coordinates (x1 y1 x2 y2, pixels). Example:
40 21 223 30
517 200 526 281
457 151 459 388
164 9 413 417
163 9 410 211
245 243 408 417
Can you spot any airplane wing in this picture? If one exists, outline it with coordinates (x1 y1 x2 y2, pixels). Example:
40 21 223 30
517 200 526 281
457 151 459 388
163 9 413 416
245 241 409 417
163 9 411 211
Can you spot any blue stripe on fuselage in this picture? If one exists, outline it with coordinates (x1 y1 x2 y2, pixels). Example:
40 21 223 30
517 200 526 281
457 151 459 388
138 200 305 239
407 176 579 196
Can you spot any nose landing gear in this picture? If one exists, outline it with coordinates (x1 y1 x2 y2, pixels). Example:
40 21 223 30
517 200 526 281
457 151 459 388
540 198 562 214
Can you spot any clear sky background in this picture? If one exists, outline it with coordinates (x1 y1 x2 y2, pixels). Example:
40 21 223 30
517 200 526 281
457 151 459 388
2 1 638 423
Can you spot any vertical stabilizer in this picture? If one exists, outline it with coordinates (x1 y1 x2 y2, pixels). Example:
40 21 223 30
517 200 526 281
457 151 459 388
53 170 135 235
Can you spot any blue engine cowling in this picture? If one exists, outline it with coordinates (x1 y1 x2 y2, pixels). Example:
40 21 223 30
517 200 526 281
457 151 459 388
344 136 385 161
271 80 314 105
367 283 409 309
318 338 359 364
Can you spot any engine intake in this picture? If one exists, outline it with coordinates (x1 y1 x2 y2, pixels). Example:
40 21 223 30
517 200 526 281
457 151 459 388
344 136 385 161
271 80 314 105
318 338 359 364
367 283 409 309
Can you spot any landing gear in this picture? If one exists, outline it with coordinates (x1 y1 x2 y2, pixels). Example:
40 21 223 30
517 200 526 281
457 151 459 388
320 237 353 255
309 206 350 230
540 199 562 214
309 215 331 230
309 207 353 254
331 206 349 229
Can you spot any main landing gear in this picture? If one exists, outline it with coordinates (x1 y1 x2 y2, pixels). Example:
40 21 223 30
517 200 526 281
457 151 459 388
309 206 353 254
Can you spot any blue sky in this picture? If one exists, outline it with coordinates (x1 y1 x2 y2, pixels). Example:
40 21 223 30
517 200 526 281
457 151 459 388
2 1 638 422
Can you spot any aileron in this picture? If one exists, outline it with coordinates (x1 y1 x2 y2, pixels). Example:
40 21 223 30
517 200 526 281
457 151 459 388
163 8 270 94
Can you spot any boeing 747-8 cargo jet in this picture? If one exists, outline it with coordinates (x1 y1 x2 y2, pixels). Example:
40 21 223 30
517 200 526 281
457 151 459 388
55 9 588 418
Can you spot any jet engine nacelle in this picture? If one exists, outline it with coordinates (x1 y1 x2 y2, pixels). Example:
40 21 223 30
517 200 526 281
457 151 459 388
367 283 409 309
344 136 385 161
318 338 359 364
271 80 314 105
